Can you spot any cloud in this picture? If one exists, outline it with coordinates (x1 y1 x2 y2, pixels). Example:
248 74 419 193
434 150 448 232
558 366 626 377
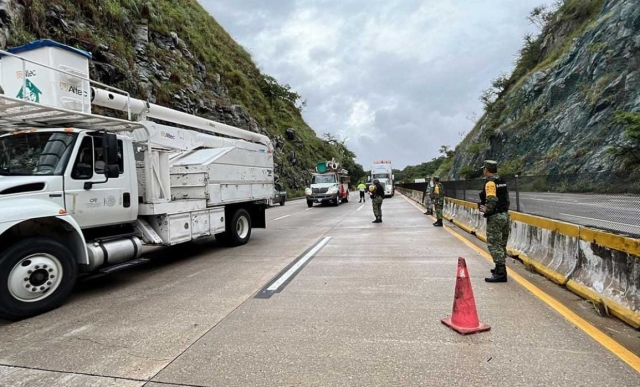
201 0 557 169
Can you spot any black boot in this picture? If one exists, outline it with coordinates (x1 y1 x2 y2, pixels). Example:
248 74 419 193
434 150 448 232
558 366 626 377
433 219 443 227
485 265 507 282
379 217 382 223
372 217 381 223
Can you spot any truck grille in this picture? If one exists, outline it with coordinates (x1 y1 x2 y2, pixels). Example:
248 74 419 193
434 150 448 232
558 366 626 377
312 187 329 194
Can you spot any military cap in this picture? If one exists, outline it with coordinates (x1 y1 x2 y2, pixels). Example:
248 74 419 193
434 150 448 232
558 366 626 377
433 176 440 181
483 160 497 172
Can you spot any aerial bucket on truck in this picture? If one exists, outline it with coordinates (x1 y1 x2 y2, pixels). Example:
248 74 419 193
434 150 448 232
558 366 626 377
316 161 328 173
0 39 92 114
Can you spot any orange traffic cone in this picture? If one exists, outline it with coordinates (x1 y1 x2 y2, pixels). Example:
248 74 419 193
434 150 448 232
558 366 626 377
441 257 491 335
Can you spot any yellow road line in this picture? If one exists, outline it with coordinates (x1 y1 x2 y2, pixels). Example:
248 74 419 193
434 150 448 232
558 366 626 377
399 193 640 373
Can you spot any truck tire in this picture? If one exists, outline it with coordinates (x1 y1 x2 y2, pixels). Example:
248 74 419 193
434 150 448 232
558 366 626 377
0 237 78 320
217 209 252 247
307 200 313 208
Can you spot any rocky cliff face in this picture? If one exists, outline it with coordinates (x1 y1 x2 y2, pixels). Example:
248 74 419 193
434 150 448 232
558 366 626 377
448 0 640 178
0 0 362 193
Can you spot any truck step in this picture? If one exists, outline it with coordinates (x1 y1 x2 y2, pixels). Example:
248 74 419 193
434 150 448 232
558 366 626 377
99 258 151 274
135 219 164 244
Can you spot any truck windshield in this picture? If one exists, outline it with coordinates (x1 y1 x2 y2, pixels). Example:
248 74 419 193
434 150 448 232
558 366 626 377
312 175 336 184
372 173 389 179
0 132 77 176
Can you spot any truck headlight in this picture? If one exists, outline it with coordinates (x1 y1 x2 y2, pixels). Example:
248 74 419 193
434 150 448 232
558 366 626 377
328 187 338 194
305 188 312 195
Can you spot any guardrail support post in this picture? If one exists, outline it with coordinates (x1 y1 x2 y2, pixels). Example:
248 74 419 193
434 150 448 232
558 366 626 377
515 175 520 212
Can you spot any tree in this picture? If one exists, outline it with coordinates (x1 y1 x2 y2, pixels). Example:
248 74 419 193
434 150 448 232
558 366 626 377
439 145 455 159
321 133 365 187
527 5 553 30
608 112 640 170
260 74 305 112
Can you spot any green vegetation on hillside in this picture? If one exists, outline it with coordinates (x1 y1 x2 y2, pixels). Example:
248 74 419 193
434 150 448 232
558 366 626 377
608 112 640 170
10 0 362 193
425 0 611 179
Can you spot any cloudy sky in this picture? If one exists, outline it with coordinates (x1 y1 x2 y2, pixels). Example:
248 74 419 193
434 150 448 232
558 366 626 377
200 0 555 169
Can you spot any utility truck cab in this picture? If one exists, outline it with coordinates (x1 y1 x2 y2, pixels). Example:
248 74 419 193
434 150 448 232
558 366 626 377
305 159 350 207
0 40 274 320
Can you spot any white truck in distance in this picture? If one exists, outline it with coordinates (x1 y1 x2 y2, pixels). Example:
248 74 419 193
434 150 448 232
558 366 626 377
0 40 274 320
370 160 394 197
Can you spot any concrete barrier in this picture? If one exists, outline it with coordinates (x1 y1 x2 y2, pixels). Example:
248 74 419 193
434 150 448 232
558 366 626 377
396 187 640 329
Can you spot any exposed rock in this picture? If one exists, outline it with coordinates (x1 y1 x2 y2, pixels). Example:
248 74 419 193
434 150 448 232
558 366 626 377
451 0 640 176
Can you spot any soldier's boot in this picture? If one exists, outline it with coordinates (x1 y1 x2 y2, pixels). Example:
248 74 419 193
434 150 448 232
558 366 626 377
485 265 507 282
379 216 382 223
372 217 381 223
433 219 443 227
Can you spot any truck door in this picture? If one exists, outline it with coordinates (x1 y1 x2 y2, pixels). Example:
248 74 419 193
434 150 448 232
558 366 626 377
64 134 135 228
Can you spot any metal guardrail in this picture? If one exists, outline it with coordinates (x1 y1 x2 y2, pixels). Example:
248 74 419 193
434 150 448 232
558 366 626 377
398 173 640 238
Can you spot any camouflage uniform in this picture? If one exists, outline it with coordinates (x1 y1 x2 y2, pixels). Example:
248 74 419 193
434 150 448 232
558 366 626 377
423 178 434 215
479 160 510 282
371 181 384 223
431 177 444 226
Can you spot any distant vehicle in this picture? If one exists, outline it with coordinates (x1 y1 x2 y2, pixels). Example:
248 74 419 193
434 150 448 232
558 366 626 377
369 160 394 197
305 159 350 207
269 183 286 206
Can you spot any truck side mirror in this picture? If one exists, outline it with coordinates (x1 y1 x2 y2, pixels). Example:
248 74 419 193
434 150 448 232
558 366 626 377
103 132 119 178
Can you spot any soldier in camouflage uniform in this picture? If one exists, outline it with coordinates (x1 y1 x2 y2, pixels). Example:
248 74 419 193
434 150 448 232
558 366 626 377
478 160 510 283
432 176 444 227
423 176 434 215
370 179 384 223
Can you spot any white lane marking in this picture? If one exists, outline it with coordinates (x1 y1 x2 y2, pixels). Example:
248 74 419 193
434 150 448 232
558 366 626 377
306 208 313 211
266 236 332 291
357 204 364 211
558 213 640 229
273 214 291 221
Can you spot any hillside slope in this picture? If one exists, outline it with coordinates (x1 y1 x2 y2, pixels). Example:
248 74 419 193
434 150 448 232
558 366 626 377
0 0 365 193
438 0 640 179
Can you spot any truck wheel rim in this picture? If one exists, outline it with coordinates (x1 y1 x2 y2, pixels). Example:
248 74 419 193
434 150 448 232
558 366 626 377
236 216 249 239
8 254 63 302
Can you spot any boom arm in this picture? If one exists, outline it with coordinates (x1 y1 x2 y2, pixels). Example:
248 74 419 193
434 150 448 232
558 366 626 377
91 87 273 150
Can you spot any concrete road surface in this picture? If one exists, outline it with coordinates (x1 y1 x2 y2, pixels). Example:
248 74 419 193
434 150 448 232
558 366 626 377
0 196 639 386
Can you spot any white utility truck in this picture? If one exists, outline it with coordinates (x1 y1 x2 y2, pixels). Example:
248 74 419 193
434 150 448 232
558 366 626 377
369 160 394 197
305 159 350 207
0 40 274 320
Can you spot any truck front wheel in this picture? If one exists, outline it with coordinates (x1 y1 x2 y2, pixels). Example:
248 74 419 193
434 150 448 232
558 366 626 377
0 237 78 320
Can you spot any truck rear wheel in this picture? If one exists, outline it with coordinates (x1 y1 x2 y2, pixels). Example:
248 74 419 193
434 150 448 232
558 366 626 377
217 209 252 247
0 237 78 320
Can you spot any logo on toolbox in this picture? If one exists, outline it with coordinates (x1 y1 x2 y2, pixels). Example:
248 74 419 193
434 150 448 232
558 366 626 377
160 131 176 140
16 79 42 103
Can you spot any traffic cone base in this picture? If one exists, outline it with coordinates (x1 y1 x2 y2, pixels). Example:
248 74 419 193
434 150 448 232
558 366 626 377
441 317 491 335
441 257 491 335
